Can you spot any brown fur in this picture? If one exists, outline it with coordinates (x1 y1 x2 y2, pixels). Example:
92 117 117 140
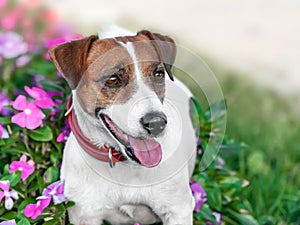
49 31 176 116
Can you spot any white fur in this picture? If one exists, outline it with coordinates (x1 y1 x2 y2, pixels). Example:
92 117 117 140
61 28 197 225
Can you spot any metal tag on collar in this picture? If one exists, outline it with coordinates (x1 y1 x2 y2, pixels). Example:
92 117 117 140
108 147 115 168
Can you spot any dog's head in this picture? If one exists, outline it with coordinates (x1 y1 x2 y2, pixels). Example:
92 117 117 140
49 30 176 168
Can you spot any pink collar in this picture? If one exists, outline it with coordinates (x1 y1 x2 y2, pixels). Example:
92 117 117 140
66 99 127 167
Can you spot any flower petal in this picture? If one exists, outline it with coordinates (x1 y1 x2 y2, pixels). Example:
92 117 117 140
20 154 27 162
0 219 17 225
4 197 14 210
0 191 4 202
24 203 37 218
0 180 10 191
9 189 18 200
25 109 45 130
12 95 27 110
24 86 40 99
34 98 54 109
11 112 26 128
53 194 67 205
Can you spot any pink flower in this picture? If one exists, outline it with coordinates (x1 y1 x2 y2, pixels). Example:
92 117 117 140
24 86 54 109
0 180 19 210
47 90 63 106
56 120 70 143
24 180 66 219
11 95 45 130
190 180 207 212
9 154 35 182
42 180 66 204
24 196 51 220
0 32 28 59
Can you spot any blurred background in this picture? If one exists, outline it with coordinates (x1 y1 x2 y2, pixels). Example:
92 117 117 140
2 0 300 223
44 0 300 97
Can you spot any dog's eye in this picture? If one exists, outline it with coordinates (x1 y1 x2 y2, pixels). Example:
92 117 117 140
105 74 122 87
153 68 165 81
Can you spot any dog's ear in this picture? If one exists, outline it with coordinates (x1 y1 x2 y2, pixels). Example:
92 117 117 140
49 35 98 89
138 30 176 81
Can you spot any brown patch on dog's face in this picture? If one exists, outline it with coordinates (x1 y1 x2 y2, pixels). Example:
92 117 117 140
76 40 137 115
49 31 176 116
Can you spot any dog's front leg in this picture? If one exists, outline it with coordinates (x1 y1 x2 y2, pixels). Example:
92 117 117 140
151 188 195 225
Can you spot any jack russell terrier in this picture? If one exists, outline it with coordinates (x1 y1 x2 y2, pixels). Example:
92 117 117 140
49 27 197 225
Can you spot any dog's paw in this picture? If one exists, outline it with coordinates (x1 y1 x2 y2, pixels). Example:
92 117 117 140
119 204 158 224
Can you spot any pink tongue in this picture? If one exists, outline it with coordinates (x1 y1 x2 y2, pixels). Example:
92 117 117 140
128 137 162 168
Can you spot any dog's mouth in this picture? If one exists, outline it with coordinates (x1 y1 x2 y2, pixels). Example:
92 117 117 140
100 114 162 168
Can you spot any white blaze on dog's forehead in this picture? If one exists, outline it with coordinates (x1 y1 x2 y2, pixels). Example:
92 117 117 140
117 41 143 80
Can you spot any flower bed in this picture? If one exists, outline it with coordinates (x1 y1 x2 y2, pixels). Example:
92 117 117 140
0 1 259 224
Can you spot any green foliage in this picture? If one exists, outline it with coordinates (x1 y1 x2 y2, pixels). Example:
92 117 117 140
218 73 300 224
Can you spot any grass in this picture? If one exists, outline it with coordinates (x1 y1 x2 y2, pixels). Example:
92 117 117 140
215 71 300 224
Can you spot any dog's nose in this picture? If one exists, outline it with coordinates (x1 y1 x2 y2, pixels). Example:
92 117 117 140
140 112 167 136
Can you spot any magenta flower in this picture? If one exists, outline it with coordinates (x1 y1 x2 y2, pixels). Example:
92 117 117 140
47 90 63 106
0 32 28 59
9 154 35 182
190 180 207 212
11 95 45 130
0 180 19 210
24 180 66 219
56 120 70 143
42 180 66 204
24 86 54 109
0 220 16 225
0 93 13 116
24 196 51 220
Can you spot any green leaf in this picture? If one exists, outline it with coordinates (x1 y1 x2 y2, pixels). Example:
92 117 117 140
65 201 76 209
1 171 21 187
43 218 60 225
37 176 45 193
205 187 222 211
9 171 22 186
227 209 259 225
198 204 218 222
0 116 12 124
28 126 53 142
17 218 31 225
45 166 59 184
39 80 65 92
0 211 17 220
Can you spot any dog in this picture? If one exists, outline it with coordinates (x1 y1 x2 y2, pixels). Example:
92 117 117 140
49 27 197 225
